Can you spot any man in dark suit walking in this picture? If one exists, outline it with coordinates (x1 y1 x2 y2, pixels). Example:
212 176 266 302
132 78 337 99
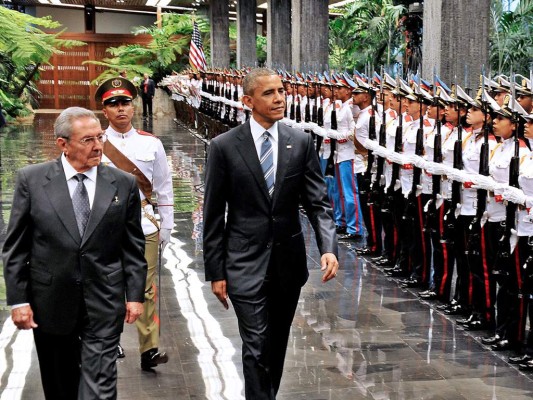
140 73 156 118
2 107 147 400
203 68 339 399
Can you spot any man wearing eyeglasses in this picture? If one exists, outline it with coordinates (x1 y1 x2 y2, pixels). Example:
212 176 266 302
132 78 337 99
2 107 147 399
95 77 174 371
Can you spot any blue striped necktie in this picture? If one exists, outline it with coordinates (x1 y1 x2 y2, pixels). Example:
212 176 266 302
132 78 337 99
260 132 275 197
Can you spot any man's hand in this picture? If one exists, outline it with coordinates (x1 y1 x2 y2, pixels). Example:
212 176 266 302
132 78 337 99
125 302 144 324
321 253 339 283
211 280 229 310
159 228 172 251
11 305 38 330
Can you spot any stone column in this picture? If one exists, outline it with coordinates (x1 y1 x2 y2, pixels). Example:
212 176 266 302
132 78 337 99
267 0 291 69
237 0 257 68
291 0 329 72
422 0 490 90
209 0 230 67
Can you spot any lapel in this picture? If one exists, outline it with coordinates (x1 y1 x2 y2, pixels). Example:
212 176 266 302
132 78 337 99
235 122 271 201
43 158 82 244
272 124 292 206
82 165 117 246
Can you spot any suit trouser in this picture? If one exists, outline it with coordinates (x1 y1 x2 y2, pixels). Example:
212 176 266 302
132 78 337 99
230 277 301 400
319 157 342 226
136 231 159 354
33 311 121 400
410 194 431 285
142 95 153 116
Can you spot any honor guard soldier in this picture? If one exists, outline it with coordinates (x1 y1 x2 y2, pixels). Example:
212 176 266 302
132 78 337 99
480 93 529 351
328 74 365 239
455 85 498 330
515 75 532 114
352 77 382 255
95 77 174 371
509 112 533 370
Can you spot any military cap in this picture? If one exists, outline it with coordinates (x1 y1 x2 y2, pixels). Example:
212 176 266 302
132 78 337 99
462 86 499 112
406 82 432 104
435 85 455 106
515 75 532 97
493 75 511 93
352 77 371 94
451 84 471 108
493 95 528 120
391 78 412 97
95 77 137 105
382 73 396 90
524 113 533 122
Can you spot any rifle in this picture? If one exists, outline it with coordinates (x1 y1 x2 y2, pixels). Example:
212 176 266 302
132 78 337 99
493 73 521 280
289 79 296 120
412 84 425 197
231 77 239 127
387 75 404 201
315 80 324 155
324 92 337 177
443 79 464 243
428 78 444 231
363 81 377 205
371 67 387 206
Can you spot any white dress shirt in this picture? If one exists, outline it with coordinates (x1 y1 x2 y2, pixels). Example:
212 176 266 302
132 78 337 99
250 116 279 181
61 153 97 207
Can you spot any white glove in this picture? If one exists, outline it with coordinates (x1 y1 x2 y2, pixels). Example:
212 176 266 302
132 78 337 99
394 179 401 191
448 169 470 183
412 155 427 169
471 175 498 191
314 126 328 137
363 139 379 151
415 184 423 197
480 210 489 228
435 193 444 210
502 186 527 205
159 228 171 250
510 228 519 254
425 161 449 176
454 203 462 219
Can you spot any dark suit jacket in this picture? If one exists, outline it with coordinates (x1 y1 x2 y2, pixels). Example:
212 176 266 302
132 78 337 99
203 121 337 297
140 78 155 98
2 158 147 337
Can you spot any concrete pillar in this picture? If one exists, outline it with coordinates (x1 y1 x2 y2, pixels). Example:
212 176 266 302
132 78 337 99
422 0 490 91
267 0 291 69
237 0 257 68
291 0 329 72
209 0 230 67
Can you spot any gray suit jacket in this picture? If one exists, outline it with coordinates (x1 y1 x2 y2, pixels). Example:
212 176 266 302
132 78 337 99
203 121 337 297
2 158 147 337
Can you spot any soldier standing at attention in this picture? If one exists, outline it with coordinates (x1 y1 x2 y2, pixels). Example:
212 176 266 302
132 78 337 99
95 77 174 371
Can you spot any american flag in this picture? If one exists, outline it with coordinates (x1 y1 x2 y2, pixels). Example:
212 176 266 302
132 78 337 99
189 21 207 71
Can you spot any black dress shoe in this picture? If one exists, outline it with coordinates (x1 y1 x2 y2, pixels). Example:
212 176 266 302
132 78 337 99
509 354 532 364
141 348 169 371
399 278 421 288
463 319 490 331
481 334 501 345
339 233 362 241
444 304 466 315
437 300 457 311
457 315 476 325
376 258 393 266
356 247 372 255
519 360 533 371
117 344 125 359
419 291 438 300
491 339 511 351
336 225 347 234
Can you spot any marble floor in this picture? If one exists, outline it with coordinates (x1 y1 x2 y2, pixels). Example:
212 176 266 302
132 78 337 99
1 112 533 399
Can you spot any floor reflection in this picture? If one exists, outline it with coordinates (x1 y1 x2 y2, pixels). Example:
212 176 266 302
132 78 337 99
0 113 533 399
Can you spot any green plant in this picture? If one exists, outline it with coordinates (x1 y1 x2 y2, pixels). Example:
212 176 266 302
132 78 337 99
0 7 84 120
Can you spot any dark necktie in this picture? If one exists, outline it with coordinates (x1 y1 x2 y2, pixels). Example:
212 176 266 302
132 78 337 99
260 132 275 197
72 173 90 236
